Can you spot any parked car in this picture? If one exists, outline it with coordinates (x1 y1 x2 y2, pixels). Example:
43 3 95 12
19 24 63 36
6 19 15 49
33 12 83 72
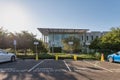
0 49 16 63
107 51 120 62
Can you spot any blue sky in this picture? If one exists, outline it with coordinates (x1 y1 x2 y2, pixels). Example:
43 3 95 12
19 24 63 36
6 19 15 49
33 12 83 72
0 0 120 38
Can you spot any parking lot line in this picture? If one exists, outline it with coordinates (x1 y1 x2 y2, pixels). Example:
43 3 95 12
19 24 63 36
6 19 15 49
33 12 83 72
83 60 113 72
28 60 44 72
63 60 71 72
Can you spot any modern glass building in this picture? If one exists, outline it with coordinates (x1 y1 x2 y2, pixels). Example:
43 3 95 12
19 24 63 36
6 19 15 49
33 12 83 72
38 28 107 53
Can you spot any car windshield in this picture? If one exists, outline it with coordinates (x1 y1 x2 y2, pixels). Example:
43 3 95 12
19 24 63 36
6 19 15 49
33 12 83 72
0 51 2 54
0 49 7 54
116 51 120 54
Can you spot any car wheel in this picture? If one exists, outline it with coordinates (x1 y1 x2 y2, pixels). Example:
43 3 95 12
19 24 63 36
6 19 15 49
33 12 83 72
11 56 16 62
108 57 113 62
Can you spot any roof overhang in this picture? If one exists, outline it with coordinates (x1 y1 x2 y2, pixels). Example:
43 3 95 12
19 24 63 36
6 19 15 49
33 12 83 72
37 28 89 35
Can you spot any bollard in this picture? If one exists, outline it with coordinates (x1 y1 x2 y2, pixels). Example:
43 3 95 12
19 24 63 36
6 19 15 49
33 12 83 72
55 55 58 60
36 54 39 61
101 53 104 62
74 55 77 61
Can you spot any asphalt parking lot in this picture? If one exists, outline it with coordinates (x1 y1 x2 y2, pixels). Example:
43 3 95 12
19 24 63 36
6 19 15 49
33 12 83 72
0 59 120 80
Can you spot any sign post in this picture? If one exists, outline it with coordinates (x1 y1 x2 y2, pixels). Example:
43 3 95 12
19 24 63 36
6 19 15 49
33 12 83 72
13 40 17 54
34 42 39 60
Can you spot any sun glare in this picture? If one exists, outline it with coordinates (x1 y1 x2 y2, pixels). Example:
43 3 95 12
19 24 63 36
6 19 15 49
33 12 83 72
0 2 32 32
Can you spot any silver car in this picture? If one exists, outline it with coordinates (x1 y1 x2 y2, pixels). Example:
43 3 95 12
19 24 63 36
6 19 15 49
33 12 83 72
0 49 16 62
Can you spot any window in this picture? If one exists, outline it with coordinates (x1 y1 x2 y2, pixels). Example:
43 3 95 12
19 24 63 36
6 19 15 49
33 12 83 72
82 36 83 41
96 36 98 38
86 36 88 41
54 34 60 40
91 36 93 40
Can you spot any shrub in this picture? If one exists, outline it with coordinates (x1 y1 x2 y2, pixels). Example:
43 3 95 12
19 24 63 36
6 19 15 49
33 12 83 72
50 47 62 53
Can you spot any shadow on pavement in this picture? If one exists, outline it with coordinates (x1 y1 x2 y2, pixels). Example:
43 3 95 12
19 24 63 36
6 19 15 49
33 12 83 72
87 67 103 70
0 72 78 80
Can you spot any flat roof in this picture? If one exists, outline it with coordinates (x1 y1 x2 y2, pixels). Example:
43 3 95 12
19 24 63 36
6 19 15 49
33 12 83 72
37 28 89 35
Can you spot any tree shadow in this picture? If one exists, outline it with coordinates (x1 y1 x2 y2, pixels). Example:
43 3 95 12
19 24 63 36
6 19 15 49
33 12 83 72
87 67 103 70
1 71 78 80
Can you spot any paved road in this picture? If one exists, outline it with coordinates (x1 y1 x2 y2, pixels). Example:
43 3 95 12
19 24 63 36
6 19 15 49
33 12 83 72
0 59 120 80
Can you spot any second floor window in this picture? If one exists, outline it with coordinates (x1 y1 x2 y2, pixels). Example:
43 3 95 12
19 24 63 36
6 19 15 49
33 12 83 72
86 36 88 41
82 36 83 41
96 36 98 38
91 36 93 40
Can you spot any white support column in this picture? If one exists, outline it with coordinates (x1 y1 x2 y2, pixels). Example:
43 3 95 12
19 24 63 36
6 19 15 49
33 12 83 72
45 36 47 43
44 35 45 43
52 33 54 53
42 34 44 42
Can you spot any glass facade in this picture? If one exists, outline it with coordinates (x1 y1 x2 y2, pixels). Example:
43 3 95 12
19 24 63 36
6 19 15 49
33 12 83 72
49 33 80 47
38 28 108 53
48 31 106 48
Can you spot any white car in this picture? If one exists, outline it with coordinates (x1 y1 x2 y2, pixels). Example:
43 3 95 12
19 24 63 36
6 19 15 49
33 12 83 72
0 49 16 63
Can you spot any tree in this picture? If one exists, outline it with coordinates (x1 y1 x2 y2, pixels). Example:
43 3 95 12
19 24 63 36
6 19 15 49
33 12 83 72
14 31 48 53
101 27 120 51
62 36 81 53
15 31 36 49
89 27 120 52
0 27 9 49
36 40 48 53
7 32 15 48
89 38 101 51
0 27 48 53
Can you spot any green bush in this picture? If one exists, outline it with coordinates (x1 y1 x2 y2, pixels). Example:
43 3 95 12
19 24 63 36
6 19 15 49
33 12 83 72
17 55 35 59
17 53 55 59
5 48 14 53
73 49 81 53
17 53 97 60
39 53 55 59
50 47 62 53
94 52 101 60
